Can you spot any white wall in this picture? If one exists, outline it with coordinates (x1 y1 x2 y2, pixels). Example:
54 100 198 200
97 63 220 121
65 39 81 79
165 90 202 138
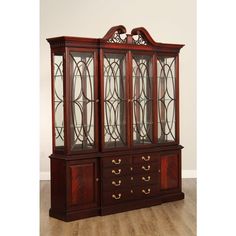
40 0 196 178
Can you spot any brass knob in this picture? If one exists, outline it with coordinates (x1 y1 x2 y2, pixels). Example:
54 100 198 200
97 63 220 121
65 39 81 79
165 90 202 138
158 169 161 173
130 167 133 171
95 99 99 103
142 165 150 171
112 180 121 186
112 193 121 200
142 176 151 182
131 177 133 181
112 159 121 165
142 156 150 161
130 189 133 194
96 178 99 182
142 188 151 195
112 169 121 175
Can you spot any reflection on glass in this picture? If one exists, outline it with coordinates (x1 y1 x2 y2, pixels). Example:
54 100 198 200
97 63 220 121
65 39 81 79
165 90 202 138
70 52 95 150
54 55 64 148
132 55 153 144
104 53 126 148
157 57 176 142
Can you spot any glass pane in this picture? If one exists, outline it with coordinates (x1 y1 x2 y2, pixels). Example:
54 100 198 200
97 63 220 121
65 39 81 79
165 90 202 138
70 52 95 150
54 55 64 148
157 56 176 142
104 53 126 148
132 55 153 145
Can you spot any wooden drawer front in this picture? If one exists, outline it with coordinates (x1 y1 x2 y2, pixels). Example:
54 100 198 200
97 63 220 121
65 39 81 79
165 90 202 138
131 173 159 187
102 156 132 168
102 166 131 178
132 162 160 175
102 176 131 192
132 185 159 200
102 189 132 206
133 154 159 164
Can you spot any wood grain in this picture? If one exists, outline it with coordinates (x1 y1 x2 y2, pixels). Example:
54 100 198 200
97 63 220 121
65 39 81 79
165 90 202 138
41 179 196 236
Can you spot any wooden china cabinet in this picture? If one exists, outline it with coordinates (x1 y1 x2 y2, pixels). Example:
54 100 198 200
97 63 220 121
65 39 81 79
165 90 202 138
47 25 184 221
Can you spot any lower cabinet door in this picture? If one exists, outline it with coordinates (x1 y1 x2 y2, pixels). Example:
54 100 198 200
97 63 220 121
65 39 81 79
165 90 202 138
160 152 180 191
68 159 99 210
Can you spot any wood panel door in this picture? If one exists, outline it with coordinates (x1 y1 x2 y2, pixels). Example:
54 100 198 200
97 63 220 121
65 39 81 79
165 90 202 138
68 159 99 210
160 152 180 191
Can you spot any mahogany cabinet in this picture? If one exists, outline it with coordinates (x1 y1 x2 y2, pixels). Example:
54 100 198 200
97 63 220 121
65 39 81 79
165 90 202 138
47 25 184 221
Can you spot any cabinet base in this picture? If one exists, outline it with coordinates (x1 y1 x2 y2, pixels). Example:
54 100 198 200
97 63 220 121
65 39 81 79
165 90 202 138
49 192 184 221
49 208 100 222
101 191 184 216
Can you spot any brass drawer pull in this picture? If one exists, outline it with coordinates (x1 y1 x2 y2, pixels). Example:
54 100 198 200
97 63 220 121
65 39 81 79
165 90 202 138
142 156 150 161
112 193 121 199
112 169 121 175
142 176 151 182
112 159 121 165
112 180 121 186
142 188 151 195
142 165 150 171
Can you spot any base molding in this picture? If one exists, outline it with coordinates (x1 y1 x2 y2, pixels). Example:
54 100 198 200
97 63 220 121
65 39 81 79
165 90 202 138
101 191 184 216
49 192 184 221
49 207 100 222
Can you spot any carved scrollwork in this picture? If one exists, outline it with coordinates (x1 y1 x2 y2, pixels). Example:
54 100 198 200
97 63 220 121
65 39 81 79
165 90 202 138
102 25 160 46
132 34 147 45
107 31 127 44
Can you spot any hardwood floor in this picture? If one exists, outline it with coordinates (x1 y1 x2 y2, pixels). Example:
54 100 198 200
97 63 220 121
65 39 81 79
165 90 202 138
40 179 196 236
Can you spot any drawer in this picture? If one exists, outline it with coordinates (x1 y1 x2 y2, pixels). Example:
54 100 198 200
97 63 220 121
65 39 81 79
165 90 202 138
102 176 131 192
132 162 160 175
131 172 159 187
102 165 131 178
102 155 132 168
102 189 133 206
133 153 159 164
132 184 159 200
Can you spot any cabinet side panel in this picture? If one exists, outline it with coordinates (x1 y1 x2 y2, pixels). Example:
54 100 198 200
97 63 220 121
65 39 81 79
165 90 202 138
69 163 95 206
161 154 179 190
50 159 66 212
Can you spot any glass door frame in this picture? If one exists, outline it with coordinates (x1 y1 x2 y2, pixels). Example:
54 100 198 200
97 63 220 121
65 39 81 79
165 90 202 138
130 50 157 148
51 48 66 154
156 52 180 146
66 47 99 154
100 49 131 152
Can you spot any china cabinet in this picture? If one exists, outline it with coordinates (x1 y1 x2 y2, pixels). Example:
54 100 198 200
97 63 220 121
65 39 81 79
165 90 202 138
47 25 184 221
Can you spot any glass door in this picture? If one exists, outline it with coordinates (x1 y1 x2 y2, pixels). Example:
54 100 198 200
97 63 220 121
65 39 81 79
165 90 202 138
157 56 176 143
53 54 64 151
103 52 127 148
69 50 97 151
132 54 154 145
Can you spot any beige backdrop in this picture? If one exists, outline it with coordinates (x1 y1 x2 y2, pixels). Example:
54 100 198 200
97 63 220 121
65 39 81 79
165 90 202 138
40 0 196 179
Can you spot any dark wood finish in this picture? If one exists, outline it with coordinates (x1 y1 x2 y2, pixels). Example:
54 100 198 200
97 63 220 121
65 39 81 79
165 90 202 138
69 163 96 206
102 165 132 178
47 26 184 221
133 153 159 164
160 152 180 190
101 155 132 168
102 176 131 191
132 172 159 186
50 158 66 213
67 158 99 212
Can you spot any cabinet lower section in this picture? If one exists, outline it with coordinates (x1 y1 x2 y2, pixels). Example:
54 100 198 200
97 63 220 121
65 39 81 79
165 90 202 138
49 146 184 222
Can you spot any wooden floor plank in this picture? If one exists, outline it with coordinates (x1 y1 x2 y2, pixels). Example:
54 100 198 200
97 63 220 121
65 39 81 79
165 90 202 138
40 179 196 236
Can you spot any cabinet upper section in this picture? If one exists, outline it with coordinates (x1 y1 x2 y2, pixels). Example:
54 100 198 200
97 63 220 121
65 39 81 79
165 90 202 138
47 26 184 155
47 25 184 54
